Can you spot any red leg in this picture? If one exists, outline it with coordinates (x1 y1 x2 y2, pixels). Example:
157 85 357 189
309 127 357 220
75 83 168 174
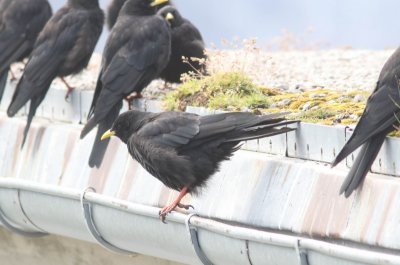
124 92 143 110
159 186 193 222
9 69 17 81
163 81 168 90
60 77 75 100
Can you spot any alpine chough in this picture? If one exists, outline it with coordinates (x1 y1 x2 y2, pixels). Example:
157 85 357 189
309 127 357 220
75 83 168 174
80 0 171 168
106 0 172 29
6 0 104 147
332 47 400 197
157 5 207 83
101 110 297 221
0 0 52 103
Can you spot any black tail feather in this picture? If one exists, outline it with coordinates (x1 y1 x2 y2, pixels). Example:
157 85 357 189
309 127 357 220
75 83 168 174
88 127 111 168
80 116 97 139
225 119 298 143
340 134 386 197
88 102 122 168
21 97 42 148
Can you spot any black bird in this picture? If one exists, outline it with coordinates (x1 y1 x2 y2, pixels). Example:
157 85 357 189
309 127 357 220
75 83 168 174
101 110 297 221
0 0 52 103
157 6 206 84
7 0 104 146
80 0 171 168
332 47 400 197
106 0 126 29
106 0 172 29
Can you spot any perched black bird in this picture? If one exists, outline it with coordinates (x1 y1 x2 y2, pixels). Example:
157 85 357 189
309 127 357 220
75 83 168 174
101 110 297 221
106 0 171 29
0 0 52 102
7 0 104 146
81 0 171 168
157 6 207 83
106 0 126 29
332 47 400 197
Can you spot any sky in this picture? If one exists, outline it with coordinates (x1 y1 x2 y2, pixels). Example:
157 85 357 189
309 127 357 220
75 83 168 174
49 0 400 51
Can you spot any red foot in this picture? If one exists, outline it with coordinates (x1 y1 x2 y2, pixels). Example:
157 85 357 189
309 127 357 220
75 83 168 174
159 187 193 223
9 69 17 81
60 77 75 101
124 92 143 110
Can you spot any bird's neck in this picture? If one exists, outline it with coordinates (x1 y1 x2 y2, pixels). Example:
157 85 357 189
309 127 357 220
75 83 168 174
120 2 155 17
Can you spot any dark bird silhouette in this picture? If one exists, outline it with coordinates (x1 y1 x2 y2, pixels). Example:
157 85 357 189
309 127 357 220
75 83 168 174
332 47 400 197
7 0 104 146
106 0 126 29
101 110 297 221
157 6 207 83
0 0 52 103
80 0 171 168
106 0 172 29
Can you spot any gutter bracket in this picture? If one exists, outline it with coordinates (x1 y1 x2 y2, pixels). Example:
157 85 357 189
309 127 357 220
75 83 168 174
80 187 137 256
0 205 48 237
185 213 214 265
296 239 310 265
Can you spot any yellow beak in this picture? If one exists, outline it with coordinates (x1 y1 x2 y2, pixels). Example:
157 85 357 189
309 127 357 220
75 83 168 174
101 130 116 141
165 12 174 21
150 0 169 7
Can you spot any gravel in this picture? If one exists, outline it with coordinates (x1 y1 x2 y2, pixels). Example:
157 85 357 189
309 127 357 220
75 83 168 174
9 48 395 99
208 48 394 93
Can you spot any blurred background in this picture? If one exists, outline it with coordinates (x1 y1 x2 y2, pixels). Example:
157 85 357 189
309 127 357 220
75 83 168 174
51 0 399 51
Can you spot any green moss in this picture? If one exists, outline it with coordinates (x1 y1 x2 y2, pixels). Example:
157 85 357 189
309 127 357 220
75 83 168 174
289 109 337 124
164 72 272 111
163 71 372 126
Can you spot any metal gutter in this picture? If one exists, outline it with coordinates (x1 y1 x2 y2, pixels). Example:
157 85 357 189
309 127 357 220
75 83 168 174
1 178 400 265
1 77 400 264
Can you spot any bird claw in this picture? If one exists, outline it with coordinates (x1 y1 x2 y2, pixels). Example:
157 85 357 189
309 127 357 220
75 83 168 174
64 87 74 102
159 210 168 223
158 203 194 223
177 203 194 210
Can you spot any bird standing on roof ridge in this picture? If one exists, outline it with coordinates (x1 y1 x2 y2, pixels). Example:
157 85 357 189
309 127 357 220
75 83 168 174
0 0 52 103
80 0 172 169
157 5 207 84
332 47 400 197
6 0 104 147
101 110 298 222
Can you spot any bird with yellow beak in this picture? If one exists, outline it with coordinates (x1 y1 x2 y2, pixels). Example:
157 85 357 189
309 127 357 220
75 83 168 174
101 110 297 222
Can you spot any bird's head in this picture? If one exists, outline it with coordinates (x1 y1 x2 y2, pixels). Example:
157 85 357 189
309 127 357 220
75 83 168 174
121 0 169 16
101 110 150 143
157 6 183 27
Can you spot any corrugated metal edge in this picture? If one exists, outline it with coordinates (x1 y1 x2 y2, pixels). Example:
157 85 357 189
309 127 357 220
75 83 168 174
1 81 400 176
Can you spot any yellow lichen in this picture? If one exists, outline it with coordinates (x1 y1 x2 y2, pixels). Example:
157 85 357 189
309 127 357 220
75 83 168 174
163 71 373 127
